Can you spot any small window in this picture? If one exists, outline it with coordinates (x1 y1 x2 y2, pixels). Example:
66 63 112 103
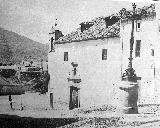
136 21 141 32
151 49 154 56
138 23 140 28
102 49 107 60
64 52 68 61
135 40 141 57
158 19 160 32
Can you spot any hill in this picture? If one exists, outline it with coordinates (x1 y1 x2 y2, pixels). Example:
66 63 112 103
0 28 48 64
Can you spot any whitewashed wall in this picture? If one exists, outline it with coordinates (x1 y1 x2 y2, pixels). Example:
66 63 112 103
48 37 121 109
121 16 160 104
48 4 160 109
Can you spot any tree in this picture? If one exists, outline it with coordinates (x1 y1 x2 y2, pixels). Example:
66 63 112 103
33 72 50 94
0 69 16 78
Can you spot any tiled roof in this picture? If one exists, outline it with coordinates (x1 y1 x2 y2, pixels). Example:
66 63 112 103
56 4 155 44
56 18 120 43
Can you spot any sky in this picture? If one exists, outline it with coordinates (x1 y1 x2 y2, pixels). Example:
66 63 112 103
0 0 156 44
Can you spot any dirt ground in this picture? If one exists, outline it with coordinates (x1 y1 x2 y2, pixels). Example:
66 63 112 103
0 114 78 128
1 92 160 127
0 92 74 118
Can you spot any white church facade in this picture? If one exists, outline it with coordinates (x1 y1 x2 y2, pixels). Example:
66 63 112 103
48 4 160 110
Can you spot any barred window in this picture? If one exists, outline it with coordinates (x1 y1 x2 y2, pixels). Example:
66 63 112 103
102 49 107 60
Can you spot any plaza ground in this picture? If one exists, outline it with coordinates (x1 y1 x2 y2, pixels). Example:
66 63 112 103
1 92 160 127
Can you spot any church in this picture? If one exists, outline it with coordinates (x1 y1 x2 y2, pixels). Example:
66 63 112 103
48 3 160 111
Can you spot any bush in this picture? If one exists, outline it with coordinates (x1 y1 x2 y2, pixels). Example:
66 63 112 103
0 86 25 95
33 72 50 94
0 69 16 78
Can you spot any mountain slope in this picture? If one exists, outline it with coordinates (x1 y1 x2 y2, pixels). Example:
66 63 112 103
0 28 48 64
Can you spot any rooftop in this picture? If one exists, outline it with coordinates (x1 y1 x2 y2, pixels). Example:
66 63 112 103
55 4 155 44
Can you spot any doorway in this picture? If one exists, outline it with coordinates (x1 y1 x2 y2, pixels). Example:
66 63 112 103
69 86 80 110
50 93 53 109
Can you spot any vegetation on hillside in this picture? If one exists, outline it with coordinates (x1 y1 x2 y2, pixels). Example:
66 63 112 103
0 27 49 95
0 28 48 64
